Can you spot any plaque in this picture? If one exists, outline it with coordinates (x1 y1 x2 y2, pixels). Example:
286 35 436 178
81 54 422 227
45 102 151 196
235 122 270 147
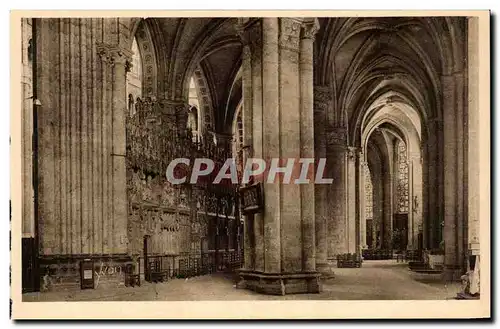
83 269 93 280
80 259 95 290
239 183 263 215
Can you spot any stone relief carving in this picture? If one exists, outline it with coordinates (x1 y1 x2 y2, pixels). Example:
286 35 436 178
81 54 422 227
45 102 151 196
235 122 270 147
279 18 302 51
126 96 239 256
313 86 332 115
326 127 348 146
97 43 133 67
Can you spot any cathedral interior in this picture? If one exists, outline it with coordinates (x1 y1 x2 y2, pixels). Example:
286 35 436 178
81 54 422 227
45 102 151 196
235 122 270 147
20 16 481 298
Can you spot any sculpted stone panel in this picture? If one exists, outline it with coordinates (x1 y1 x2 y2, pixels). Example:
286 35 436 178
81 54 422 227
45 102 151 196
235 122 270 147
279 18 302 51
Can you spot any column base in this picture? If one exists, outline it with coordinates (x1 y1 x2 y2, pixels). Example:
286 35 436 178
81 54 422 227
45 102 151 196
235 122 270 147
316 262 335 280
237 269 321 295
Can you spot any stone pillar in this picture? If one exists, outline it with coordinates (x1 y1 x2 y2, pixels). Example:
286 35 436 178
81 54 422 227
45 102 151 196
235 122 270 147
408 152 423 250
464 16 480 296
407 157 414 250
442 74 456 278
382 150 394 250
425 118 442 249
442 72 466 281
240 42 255 271
358 155 367 251
108 46 133 254
237 18 320 295
262 17 281 275
346 147 358 253
299 18 319 273
325 127 348 259
314 86 334 275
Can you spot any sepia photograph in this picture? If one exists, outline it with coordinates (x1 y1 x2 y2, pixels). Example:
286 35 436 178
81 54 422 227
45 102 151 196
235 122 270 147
10 10 490 319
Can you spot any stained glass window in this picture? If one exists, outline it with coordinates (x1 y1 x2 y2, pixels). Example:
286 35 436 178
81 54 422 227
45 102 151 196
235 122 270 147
397 140 409 213
365 165 373 220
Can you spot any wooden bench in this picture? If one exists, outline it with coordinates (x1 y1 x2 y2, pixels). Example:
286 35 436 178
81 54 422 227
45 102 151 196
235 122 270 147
408 260 443 274
337 253 362 268
147 259 168 282
150 270 168 282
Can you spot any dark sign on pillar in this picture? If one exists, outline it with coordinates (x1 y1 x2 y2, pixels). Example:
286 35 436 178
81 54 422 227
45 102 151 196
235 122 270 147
80 259 95 290
240 183 263 215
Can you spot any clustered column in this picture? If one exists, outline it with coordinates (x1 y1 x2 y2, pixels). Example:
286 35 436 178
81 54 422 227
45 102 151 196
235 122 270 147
442 71 467 281
237 17 321 295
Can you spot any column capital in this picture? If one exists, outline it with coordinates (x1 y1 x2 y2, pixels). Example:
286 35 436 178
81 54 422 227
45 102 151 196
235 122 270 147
325 126 348 147
313 85 333 115
347 146 360 161
301 18 320 40
279 18 303 52
97 43 133 67
314 85 333 101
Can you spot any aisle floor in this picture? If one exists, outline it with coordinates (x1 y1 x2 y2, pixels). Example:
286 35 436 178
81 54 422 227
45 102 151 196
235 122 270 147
22 260 462 301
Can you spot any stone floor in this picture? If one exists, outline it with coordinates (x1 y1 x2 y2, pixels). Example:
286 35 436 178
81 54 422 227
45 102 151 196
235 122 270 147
22 260 462 301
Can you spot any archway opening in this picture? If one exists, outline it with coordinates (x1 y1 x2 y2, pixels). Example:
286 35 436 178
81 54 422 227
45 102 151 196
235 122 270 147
126 37 142 117
188 77 201 141
361 100 423 254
